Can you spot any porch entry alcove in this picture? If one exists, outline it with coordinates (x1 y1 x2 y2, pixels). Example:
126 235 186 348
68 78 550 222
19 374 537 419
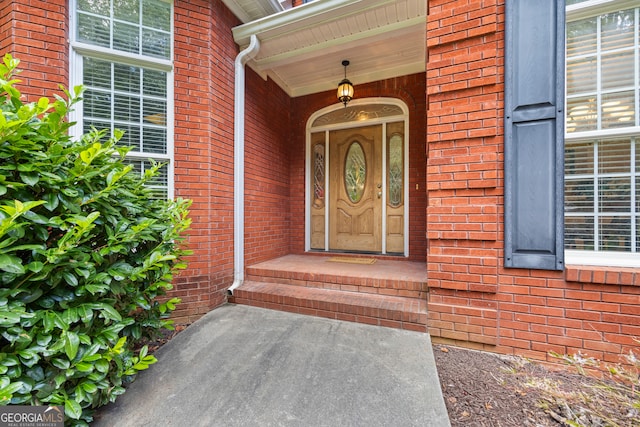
229 98 427 332
305 98 409 256
230 98 427 332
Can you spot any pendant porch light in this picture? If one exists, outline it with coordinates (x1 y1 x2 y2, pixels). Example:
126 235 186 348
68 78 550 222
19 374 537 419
337 60 354 107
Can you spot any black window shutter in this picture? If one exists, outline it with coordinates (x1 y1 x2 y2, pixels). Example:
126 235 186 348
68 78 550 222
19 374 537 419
504 0 565 270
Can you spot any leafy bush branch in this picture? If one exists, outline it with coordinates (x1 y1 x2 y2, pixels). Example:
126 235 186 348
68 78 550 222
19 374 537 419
0 53 191 425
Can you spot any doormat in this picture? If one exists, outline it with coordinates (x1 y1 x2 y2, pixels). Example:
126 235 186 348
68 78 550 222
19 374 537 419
327 257 376 264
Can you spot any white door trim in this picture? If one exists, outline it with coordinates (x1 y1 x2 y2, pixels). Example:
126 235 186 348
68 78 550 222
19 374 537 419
305 97 410 256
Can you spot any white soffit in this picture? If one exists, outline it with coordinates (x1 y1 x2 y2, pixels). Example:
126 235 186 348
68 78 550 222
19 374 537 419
223 0 285 24
231 0 427 97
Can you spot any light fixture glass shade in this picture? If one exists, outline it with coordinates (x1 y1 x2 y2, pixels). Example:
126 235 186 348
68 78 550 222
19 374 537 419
337 78 354 107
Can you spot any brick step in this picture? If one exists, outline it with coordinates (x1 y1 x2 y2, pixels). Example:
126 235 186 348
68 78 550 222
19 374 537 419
245 256 427 300
229 280 428 332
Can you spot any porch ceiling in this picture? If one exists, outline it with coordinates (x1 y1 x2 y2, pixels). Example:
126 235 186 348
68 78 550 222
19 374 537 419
222 0 286 25
229 0 427 98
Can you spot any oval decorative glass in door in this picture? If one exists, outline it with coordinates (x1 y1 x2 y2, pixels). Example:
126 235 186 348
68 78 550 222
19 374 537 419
344 141 366 203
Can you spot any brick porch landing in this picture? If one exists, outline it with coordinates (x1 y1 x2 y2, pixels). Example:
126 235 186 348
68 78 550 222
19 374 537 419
229 254 428 332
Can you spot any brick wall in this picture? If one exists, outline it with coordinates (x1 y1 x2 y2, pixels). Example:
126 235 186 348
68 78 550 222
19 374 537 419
0 2 13 55
426 0 640 363
290 73 428 262
170 0 243 322
244 69 292 265
0 0 68 100
173 1 293 319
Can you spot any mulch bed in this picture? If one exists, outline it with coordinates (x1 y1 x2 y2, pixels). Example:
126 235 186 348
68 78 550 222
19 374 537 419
434 344 557 426
140 324 187 354
433 344 638 427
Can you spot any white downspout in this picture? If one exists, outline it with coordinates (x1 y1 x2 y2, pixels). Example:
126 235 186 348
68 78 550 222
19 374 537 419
228 34 260 295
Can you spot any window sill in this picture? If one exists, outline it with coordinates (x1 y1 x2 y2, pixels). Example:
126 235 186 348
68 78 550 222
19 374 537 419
565 250 640 269
565 265 640 287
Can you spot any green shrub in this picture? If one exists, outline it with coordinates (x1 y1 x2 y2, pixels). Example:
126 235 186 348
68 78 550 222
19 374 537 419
0 54 191 425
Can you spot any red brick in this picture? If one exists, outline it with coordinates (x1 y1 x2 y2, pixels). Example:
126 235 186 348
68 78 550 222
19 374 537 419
601 293 640 304
547 297 581 309
566 329 604 341
565 290 602 301
514 313 547 325
583 340 622 354
582 301 620 313
500 320 531 331
566 309 602 321
531 324 564 336
530 287 564 298
602 313 640 326
513 295 546 306
603 333 640 347
548 335 583 348
530 306 564 317
586 322 621 334
514 330 547 343
498 337 531 350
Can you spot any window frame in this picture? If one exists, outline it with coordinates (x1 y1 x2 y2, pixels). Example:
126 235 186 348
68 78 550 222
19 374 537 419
68 0 175 199
565 0 640 267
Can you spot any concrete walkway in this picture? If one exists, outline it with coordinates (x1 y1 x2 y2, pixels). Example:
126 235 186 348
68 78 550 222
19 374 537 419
93 304 450 427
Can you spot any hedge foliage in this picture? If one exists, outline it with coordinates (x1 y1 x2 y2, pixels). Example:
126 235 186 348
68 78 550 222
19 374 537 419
0 54 191 425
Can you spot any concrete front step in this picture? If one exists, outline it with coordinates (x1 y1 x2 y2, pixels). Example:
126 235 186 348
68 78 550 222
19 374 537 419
230 280 428 332
245 254 428 300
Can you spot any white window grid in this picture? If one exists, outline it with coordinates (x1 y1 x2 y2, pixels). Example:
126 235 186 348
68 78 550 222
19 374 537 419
565 1 640 266
565 137 638 249
68 0 175 198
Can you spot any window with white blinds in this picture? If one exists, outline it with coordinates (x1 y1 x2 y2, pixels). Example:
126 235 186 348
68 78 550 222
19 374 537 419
565 2 640 265
70 0 173 198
